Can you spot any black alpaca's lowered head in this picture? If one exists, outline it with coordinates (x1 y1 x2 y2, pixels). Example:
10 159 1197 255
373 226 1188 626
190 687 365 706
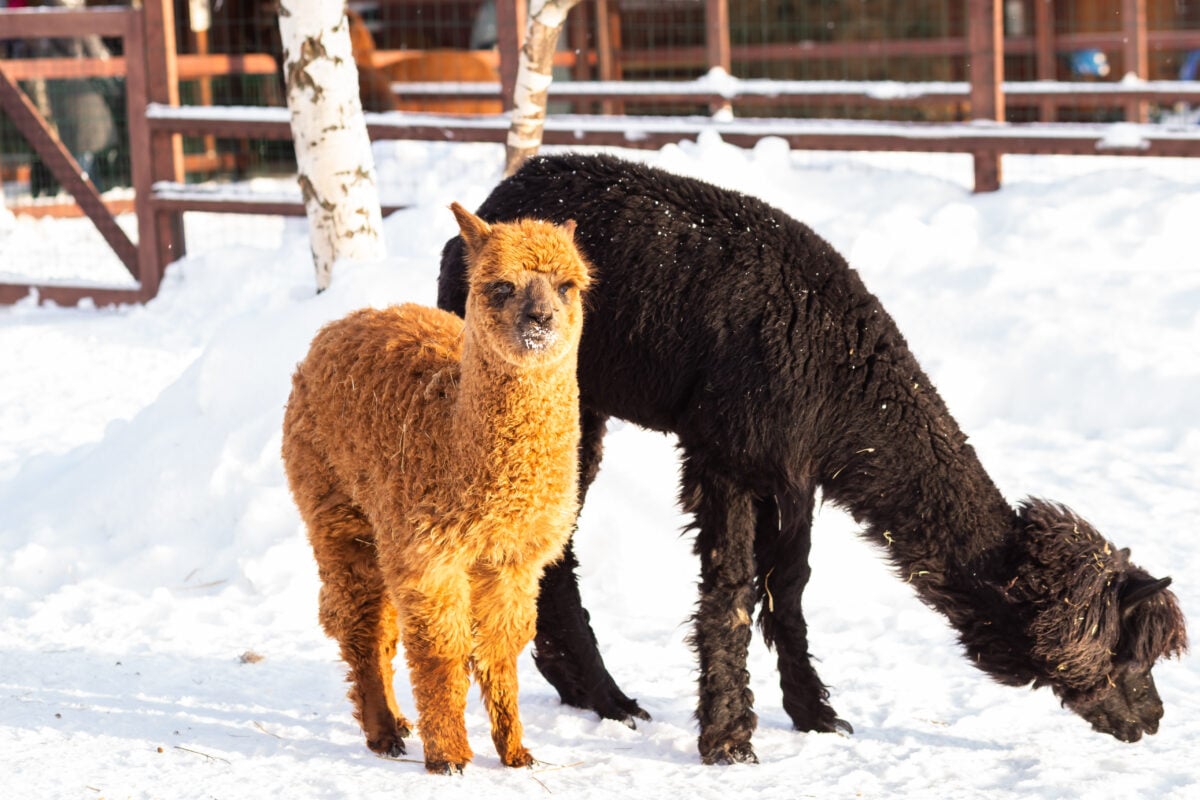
978 499 1187 742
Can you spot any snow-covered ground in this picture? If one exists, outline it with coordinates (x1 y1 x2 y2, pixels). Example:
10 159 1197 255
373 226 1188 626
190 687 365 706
2 137 1197 799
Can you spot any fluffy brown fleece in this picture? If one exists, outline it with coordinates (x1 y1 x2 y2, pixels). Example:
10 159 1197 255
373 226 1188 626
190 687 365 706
281 204 591 773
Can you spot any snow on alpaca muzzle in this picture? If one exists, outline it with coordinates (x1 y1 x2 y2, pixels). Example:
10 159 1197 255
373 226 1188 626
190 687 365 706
519 322 557 351
516 289 559 351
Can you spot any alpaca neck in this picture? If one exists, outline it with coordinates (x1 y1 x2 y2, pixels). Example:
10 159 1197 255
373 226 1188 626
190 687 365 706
454 327 580 465
820 368 1017 592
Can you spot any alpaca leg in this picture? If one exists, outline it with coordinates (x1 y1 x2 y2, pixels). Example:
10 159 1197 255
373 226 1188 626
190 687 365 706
470 565 540 767
683 456 759 765
306 501 412 756
754 489 849 734
531 408 650 725
396 579 475 774
376 599 408 738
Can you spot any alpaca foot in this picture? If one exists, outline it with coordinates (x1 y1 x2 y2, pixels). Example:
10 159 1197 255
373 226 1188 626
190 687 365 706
556 673 651 728
366 718 412 757
501 747 535 768
788 699 852 735
367 734 406 758
534 643 652 727
700 740 758 766
794 713 853 736
426 760 468 775
611 697 653 729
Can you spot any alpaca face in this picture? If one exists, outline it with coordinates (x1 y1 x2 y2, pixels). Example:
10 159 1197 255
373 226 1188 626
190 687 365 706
1061 658 1165 742
451 203 590 368
1013 500 1187 742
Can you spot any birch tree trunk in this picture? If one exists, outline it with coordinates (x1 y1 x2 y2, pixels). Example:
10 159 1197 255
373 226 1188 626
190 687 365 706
278 0 384 292
503 0 582 177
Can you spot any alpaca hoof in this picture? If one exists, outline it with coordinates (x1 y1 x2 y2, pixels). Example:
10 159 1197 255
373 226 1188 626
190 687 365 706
536 649 651 727
503 748 536 768
369 738 408 758
701 741 758 765
594 695 652 729
366 721 411 757
790 702 850 735
572 688 650 728
426 760 468 775
617 702 653 729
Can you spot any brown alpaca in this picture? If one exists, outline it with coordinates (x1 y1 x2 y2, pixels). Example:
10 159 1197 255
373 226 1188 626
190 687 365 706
347 9 501 114
281 204 591 774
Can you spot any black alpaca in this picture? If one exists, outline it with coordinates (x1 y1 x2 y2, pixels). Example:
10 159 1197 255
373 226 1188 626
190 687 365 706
437 153 1187 764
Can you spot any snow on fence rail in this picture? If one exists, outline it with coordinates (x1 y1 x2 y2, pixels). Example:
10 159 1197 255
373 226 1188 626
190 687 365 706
145 102 1200 160
385 75 1200 109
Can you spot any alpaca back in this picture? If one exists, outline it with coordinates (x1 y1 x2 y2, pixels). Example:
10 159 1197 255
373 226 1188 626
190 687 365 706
283 303 463 535
438 155 960 485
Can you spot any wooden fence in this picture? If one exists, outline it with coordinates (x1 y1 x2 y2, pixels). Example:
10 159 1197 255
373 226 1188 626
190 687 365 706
3 0 1200 306
0 3 182 306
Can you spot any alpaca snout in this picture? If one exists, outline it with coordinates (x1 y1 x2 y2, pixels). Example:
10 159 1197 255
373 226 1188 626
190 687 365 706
518 287 559 350
524 305 554 326
521 283 556 325
518 318 558 351
1067 668 1164 742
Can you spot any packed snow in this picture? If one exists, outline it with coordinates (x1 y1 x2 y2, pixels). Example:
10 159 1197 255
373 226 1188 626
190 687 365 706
2 136 1198 799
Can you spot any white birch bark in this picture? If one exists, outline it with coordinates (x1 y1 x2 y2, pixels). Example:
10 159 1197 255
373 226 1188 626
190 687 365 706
503 0 582 177
278 0 384 292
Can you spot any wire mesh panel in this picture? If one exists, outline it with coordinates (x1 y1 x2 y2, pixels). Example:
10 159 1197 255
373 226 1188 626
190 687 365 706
727 0 965 120
1 18 131 206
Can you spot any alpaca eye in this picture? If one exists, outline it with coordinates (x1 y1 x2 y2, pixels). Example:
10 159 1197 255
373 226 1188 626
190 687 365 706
556 282 575 299
487 281 515 305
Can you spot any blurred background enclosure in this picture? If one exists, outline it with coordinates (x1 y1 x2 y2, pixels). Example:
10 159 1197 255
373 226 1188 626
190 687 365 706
4 0 1200 209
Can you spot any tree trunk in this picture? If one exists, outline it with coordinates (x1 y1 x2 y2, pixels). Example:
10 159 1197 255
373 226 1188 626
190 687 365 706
278 0 385 292
503 0 582 177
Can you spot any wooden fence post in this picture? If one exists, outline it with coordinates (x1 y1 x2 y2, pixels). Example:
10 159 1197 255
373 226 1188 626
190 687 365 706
139 0 185 299
967 0 1005 192
496 0 525 112
1121 0 1148 122
594 0 622 115
705 0 731 116
1034 0 1056 121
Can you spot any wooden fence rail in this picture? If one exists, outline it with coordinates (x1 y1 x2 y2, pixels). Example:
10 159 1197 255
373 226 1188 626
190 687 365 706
147 103 1200 157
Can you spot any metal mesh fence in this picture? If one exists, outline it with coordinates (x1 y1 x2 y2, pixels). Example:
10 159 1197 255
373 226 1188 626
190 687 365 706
2 25 133 204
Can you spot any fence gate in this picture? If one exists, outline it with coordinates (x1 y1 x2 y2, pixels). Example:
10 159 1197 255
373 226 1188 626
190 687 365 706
0 2 183 306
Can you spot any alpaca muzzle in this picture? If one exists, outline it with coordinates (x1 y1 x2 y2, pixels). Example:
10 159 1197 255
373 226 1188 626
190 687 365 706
518 288 558 351
519 323 557 351
1066 668 1164 742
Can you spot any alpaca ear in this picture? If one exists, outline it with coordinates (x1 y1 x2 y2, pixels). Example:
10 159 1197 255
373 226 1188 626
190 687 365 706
450 202 491 255
561 219 577 238
1121 576 1173 619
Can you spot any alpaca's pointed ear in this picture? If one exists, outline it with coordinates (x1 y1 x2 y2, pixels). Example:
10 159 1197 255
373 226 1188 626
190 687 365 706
450 202 491 255
561 219 577 238
1121 576 1173 619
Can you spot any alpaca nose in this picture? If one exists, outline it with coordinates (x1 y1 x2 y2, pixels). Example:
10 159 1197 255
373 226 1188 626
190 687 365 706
525 305 553 325
522 283 555 325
